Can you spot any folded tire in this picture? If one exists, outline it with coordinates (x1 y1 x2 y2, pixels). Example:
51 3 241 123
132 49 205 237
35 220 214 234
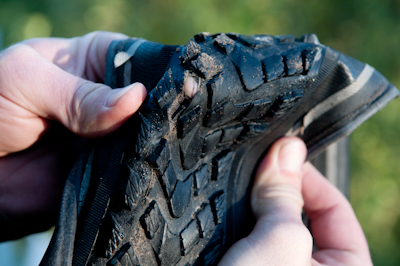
41 32 398 266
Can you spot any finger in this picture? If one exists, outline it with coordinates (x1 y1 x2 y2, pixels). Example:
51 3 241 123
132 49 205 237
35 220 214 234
0 43 146 140
251 137 307 221
21 31 128 82
218 137 312 265
302 162 372 264
183 76 199 98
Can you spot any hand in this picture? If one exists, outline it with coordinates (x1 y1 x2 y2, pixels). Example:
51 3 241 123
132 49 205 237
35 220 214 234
219 137 373 266
0 31 146 240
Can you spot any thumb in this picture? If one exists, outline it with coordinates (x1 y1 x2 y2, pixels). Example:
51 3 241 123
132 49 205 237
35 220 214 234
251 137 307 221
219 137 313 266
66 80 147 137
250 137 312 264
0 43 147 138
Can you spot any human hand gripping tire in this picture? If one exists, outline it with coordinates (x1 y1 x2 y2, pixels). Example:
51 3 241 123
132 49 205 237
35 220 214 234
219 137 373 266
0 31 146 240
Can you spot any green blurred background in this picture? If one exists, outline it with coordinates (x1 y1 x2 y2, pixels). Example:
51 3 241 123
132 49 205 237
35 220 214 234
1 0 400 265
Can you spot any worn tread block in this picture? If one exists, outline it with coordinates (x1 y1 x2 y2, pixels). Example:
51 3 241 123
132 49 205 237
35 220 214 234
135 113 153 154
124 163 152 211
204 104 225 127
238 122 270 142
210 191 226 224
160 163 177 198
220 123 244 144
194 32 213 43
180 39 201 65
153 70 177 109
180 220 200 256
211 151 234 181
233 101 252 110
157 226 182 266
208 75 230 109
277 35 295 43
180 124 202 170
147 138 170 174
252 35 277 46
283 49 303 76
170 177 192 218
268 89 304 117
262 54 285 82
248 122 270 135
171 98 190 120
227 33 275 48
107 243 140 266
226 33 251 46
140 201 165 240
106 213 126 258
178 105 201 139
191 53 223 80
107 256 122 266
214 33 235 54
121 244 140 266
196 204 215 238
202 129 222 154
241 96 272 120
231 47 264 91
302 46 318 73
124 184 136 211
204 101 248 127
193 165 209 196
301 33 320 44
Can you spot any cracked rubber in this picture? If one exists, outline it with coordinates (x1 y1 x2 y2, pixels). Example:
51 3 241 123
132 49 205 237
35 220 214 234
62 33 398 266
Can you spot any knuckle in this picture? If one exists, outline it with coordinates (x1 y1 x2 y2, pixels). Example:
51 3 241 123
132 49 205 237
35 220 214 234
256 183 304 205
0 44 37 84
0 44 34 64
68 81 110 132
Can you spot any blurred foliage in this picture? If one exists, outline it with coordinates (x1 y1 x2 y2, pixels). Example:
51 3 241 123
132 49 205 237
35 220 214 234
1 0 400 265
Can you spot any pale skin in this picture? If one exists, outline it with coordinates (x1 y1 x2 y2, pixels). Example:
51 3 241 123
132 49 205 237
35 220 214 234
0 31 373 265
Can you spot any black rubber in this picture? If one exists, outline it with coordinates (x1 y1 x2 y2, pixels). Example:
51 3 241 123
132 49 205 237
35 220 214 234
42 33 398 266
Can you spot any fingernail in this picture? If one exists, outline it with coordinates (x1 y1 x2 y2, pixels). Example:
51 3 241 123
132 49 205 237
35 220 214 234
106 83 140 107
278 140 305 174
183 76 199 98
